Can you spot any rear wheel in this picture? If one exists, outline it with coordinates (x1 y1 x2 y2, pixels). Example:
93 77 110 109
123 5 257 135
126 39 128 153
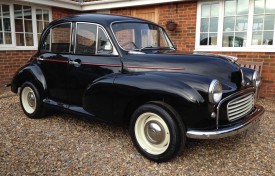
130 102 186 162
20 82 47 118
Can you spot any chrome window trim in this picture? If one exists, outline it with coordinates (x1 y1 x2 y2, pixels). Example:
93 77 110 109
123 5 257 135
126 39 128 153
74 22 118 56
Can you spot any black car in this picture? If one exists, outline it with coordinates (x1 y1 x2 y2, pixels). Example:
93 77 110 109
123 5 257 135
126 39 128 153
9 14 264 162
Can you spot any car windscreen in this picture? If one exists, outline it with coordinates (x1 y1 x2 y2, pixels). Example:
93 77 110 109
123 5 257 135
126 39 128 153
112 22 174 51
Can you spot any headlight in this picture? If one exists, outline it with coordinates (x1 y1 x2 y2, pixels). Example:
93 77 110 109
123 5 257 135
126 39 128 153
209 80 223 104
252 71 261 87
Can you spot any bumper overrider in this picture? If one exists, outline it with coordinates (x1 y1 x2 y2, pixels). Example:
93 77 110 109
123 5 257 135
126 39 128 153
186 104 264 139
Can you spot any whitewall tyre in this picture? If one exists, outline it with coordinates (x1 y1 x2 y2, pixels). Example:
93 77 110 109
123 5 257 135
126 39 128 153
130 102 186 162
20 82 46 118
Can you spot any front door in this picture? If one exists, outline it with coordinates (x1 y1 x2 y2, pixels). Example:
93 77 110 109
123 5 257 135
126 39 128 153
67 22 121 110
38 22 72 102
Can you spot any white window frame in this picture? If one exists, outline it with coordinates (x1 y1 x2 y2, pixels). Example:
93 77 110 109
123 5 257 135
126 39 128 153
0 1 52 50
195 0 275 52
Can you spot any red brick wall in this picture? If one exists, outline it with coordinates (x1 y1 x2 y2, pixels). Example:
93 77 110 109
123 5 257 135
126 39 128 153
0 50 36 86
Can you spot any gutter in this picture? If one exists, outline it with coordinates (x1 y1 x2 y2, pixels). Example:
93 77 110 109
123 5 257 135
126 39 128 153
16 0 190 11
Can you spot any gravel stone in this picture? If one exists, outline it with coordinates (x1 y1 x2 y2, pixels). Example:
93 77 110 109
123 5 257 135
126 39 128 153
0 88 274 175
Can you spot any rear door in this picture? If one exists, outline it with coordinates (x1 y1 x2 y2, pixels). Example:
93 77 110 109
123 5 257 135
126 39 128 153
37 22 72 102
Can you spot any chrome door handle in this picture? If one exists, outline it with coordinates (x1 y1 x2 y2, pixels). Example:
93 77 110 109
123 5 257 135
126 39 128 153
69 60 81 67
37 57 44 61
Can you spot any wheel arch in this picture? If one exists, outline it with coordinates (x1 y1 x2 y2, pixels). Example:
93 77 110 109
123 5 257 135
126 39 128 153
11 64 47 95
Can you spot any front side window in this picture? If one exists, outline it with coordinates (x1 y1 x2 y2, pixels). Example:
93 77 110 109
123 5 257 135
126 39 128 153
112 22 173 51
197 0 275 51
75 23 114 55
0 4 12 45
42 23 71 53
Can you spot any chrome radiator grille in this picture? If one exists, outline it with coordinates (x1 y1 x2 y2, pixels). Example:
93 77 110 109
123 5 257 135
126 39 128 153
227 93 254 121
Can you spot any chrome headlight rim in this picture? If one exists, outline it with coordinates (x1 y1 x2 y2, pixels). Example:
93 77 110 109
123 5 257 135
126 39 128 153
252 71 261 87
209 79 223 104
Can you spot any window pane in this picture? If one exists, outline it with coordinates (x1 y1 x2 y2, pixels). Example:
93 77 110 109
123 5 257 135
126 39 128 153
200 18 209 32
0 33 3 44
225 0 236 16
209 33 217 45
16 33 25 46
24 20 33 32
254 0 265 14
37 21 43 33
211 4 219 17
263 31 273 45
51 23 71 53
75 23 97 55
0 5 2 16
224 17 235 31
253 15 264 30
264 15 275 30
237 0 249 15
0 20 2 31
36 9 42 20
236 16 248 31
5 32 11 44
37 34 41 42
44 22 49 28
25 33 33 46
2 5 10 17
235 32 246 47
223 32 234 47
15 19 23 32
43 10 49 21
14 5 22 18
23 6 32 19
210 17 218 32
202 4 210 18
3 18 11 31
252 31 263 45
266 0 275 14
200 33 208 45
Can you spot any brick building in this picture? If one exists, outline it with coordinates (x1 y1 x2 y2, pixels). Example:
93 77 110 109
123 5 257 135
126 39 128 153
0 0 274 99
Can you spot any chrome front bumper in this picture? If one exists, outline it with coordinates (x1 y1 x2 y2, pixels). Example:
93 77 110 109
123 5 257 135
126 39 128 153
186 105 264 139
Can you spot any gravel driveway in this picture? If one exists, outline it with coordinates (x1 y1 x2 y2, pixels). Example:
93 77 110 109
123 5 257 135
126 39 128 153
0 88 274 175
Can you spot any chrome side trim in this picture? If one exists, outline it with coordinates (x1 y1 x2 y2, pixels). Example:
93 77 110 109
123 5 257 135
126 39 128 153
216 87 255 129
186 105 264 139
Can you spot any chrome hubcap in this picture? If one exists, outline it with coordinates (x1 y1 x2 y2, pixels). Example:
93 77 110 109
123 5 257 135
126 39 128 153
144 120 165 144
27 92 36 107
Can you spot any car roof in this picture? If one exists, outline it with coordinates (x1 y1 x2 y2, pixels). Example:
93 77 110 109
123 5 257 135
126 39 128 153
50 13 157 27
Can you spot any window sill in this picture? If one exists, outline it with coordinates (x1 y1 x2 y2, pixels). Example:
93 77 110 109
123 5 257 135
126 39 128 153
194 47 275 53
0 46 38 51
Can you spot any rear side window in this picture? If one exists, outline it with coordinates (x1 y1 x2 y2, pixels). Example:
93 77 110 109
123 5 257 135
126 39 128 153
41 23 71 53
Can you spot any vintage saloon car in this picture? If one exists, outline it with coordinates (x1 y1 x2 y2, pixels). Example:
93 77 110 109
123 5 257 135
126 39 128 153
10 14 264 162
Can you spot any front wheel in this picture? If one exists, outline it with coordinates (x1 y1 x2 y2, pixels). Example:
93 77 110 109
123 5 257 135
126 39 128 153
129 102 186 162
20 82 47 118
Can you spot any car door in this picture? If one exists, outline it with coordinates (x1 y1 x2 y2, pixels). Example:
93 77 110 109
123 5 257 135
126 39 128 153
67 22 121 112
37 22 72 102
